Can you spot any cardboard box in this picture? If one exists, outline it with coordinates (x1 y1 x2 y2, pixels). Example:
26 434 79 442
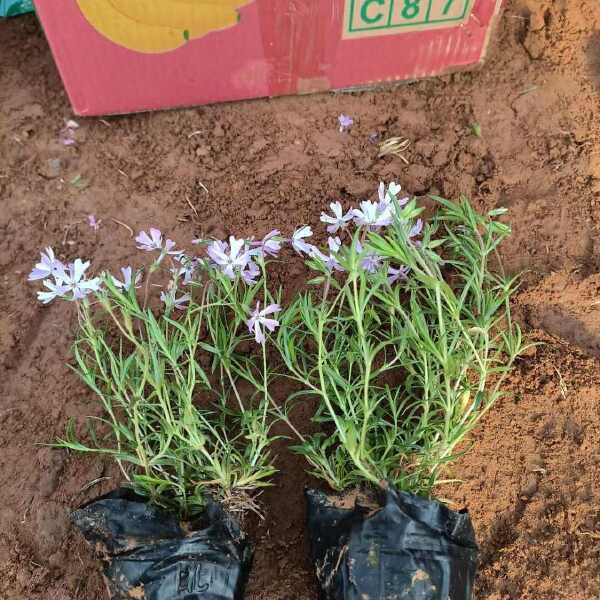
1 0 33 17
34 0 502 116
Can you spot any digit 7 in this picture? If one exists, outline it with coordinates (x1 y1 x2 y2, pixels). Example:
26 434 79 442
442 0 455 15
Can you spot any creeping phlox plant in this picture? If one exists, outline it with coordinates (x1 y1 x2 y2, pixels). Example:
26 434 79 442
29 228 295 517
277 183 526 496
30 181 524 511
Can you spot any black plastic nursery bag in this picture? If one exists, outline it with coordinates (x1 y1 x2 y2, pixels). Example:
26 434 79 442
72 489 252 600
306 485 478 600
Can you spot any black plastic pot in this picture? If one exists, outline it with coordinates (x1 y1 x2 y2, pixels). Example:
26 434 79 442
72 489 252 600
306 485 478 600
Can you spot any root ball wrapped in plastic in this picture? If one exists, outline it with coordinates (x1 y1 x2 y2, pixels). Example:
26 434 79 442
72 489 252 600
306 486 478 600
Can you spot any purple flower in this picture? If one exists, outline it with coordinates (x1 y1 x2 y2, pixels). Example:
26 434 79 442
207 236 251 279
60 259 102 300
251 229 282 258
59 119 79 146
30 251 100 303
338 114 353 133
388 265 410 284
111 266 142 290
247 302 281 345
361 254 382 273
409 219 423 239
352 200 393 229
88 214 101 231
28 247 66 281
355 241 383 274
160 289 191 311
241 259 261 285
206 239 228 260
171 255 200 285
136 228 176 254
37 279 70 304
311 247 344 273
291 226 314 255
320 202 353 234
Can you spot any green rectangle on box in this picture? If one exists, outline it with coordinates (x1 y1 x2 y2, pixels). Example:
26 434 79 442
0 0 34 17
345 0 472 37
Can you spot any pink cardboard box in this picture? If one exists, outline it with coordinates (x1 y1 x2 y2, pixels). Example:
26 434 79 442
34 0 502 116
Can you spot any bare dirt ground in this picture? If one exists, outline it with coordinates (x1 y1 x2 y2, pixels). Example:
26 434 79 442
1 0 599 598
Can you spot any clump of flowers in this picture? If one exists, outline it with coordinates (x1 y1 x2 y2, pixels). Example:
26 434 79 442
29 180 526 508
276 183 527 496
29 248 101 303
29 228 289 516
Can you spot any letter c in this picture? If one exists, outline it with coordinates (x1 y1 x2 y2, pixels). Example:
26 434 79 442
360 0 386 24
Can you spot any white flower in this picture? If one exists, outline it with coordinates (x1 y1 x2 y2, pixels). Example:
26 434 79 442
30 252 100 304
352 200 393 229
377 181 407 215
311 247 344 272
320 202 353 234
291 226 314 255
28 247 65 281
160 289 191 311
246 302 281 344
136 228 161 251
388 181 401 196
241 259 261 285
327 236 341 254
207 236 251 279
251 230 282 258
37 279 70 304
409 219 423 238
111 266 142 290
171 255 201 285
59 259 102 299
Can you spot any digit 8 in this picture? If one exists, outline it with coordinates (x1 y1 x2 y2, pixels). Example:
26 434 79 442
401 0 420 19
